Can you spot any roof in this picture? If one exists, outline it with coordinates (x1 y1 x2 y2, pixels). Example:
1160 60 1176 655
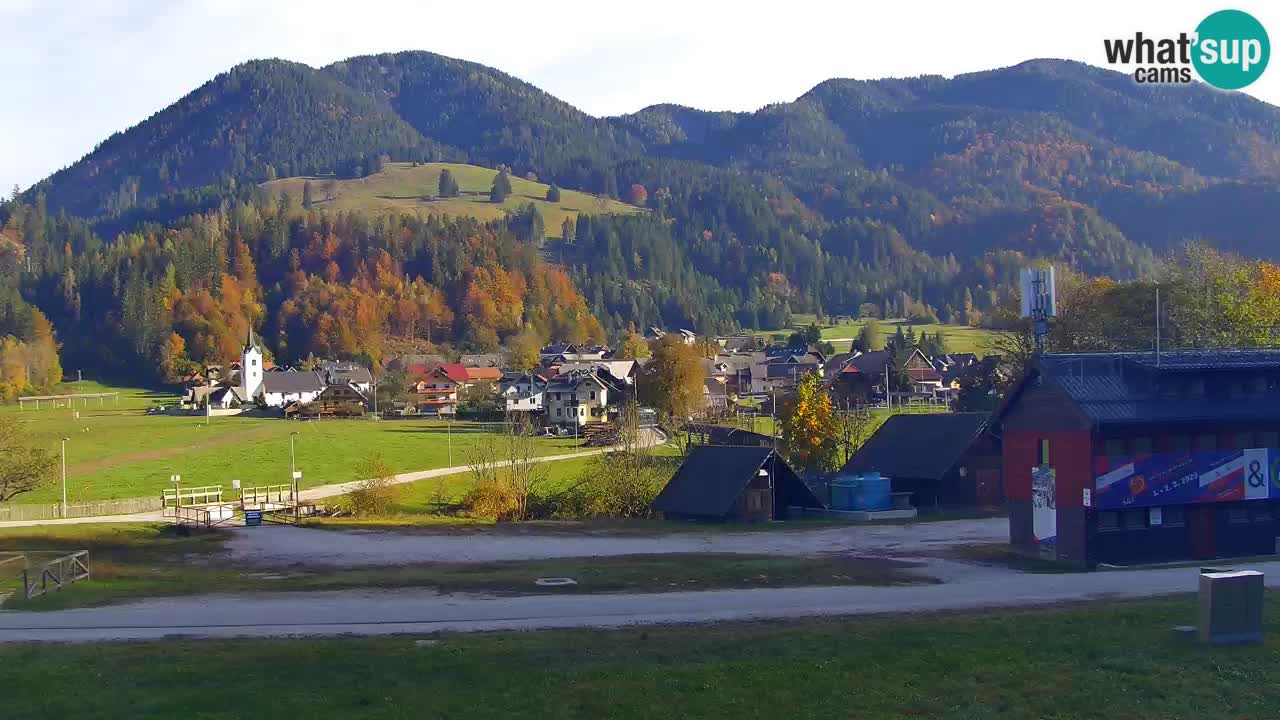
321 362 373 385
766 363 819 379
847 350 892 376
704 378 728 396
1032 351 1280 426
437 363 470 383
464 367 502 382
843 413 991 481
719 336 756 353
546 370 607 392
652 446 822 517
261 370 325 395
242 327 261 356
459 353 506 368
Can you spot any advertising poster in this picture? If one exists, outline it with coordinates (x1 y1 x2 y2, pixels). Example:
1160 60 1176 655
1094 448 1276 510
1032 466 1057 547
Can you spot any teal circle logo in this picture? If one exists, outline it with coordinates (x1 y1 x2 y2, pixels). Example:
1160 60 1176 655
1193 10 1270 90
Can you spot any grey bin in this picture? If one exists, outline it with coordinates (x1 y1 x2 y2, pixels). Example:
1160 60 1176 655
1198 569 1264 645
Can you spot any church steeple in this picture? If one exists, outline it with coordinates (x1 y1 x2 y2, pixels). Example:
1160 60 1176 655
242 326 264 402
243 326 260 355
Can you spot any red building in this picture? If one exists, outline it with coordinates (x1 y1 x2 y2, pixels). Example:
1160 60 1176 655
999 351 1280 569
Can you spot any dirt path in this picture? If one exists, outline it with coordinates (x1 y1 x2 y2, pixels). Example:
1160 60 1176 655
226 518 1009 566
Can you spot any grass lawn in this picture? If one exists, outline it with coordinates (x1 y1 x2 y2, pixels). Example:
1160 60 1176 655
0 523 923 610
3 597 1277 719
3 382 583 502
264 162 638 238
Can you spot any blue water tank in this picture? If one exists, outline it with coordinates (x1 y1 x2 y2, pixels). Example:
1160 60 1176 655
829 475 857 511
853 472 891 511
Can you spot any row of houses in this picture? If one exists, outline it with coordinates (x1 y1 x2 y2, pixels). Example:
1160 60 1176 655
185 330 374 415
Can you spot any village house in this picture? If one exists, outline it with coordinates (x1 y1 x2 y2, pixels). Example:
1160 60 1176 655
544 370 612 427
499 371 548 413
412 365 464 415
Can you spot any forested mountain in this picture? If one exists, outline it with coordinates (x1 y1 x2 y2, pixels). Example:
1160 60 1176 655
7 51 1280 383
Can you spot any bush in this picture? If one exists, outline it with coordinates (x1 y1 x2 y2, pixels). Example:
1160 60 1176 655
347 454 400 516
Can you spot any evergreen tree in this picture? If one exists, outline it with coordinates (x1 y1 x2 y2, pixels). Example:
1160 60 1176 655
438 169 460 198
490 169 513 203
545 183 561 203
302 181 314 210
560 217 575 243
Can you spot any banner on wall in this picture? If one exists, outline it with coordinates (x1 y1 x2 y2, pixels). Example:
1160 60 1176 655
1094 448 1277 510
1032 466 1057 546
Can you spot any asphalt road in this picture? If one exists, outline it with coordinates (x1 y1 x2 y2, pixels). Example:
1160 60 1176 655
5 559 1278 642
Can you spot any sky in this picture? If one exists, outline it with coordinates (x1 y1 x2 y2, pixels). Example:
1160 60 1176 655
2 0 1278 193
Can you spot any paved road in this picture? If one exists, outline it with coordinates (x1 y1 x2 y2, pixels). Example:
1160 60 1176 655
5 558 1276 642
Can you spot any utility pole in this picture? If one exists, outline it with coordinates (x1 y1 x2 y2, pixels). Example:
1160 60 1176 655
1156 287 1162 366
290 431 300 526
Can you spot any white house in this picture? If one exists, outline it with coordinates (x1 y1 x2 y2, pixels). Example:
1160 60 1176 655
500 372 547 412
259 370 326 408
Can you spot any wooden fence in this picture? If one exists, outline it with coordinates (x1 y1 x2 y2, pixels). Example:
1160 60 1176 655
0 496 162 522
21 551 90 600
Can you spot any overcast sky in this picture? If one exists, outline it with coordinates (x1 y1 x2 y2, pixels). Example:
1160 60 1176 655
2 0 1277 193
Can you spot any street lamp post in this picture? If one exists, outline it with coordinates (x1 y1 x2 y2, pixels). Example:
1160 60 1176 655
290 431 300 525
60 437 69 518
447 415 452 466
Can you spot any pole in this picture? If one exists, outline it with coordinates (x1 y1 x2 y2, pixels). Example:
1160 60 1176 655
1156 287 1162 366
60 438 68 518
447 417 452 466
290 432 300 526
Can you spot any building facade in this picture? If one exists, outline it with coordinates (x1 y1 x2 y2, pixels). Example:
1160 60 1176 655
1000 351 1280 568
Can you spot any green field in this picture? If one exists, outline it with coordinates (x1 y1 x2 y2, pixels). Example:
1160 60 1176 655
757 314 1000 355
2 382 582 503
2 596 1275 719
264 162 639 237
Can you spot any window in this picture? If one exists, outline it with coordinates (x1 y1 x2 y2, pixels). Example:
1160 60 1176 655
1038 439 1050 466
1195 434 1217 452
1123 508 1147 530
1131 437 1152 455
1162 506 1185 527
590 391 596 400
1098 511 1121 532
555 408 562 417
1168 435 1190 453
1104 439 1126 459
251 358 258 367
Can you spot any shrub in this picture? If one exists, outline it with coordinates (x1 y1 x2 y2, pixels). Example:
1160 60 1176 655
347 454 400 516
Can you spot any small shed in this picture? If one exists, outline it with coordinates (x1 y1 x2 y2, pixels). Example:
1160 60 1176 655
842 413 1001 511
653 446 824 522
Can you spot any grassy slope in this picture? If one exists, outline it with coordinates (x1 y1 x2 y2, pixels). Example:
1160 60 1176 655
3 596 1277 718
760 314 1000 355
264 162 638 238
3 382 581 503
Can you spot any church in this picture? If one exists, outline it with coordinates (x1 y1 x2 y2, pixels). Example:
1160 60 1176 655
185 329 341 411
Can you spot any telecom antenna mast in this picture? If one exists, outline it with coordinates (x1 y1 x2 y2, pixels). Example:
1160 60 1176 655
1020 266 1057 355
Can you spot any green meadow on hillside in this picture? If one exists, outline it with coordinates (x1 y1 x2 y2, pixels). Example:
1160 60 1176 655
757 314 1000 355
264 162 639 237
